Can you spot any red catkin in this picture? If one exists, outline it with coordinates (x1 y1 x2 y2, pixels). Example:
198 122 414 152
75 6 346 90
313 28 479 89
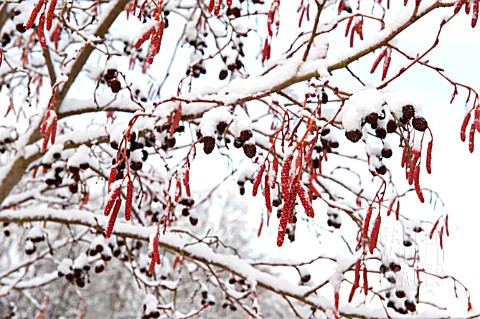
363 266 368 296
475 105 480 133
125 180 133 221
183 168 191 197
439 226 444 249
104 186 121 216
174 179 182 202
148 258 155 275
454 0 467 14
134 26 156 49
264 174 272 213
153 236 160 264
345 16 353 37
25 0 45 30
214 0 221 16
49 116 57 144
382 48 391 81
414 165 424 203
426 140 433 174
105 198 121 238
355 19 364 40
430 218 440 239
46 0 57 31
469 124 475 153
41 128 51 153
395 201 400 220
465 0 471 14
362 206 373 240
108 167 117 192
472 0 479 27
38 12 46 48
148 235 160 275
277 178 299 247
348 259 361 302
49 23 60 50
261 38 270 63
147 21 165 64
272 155 279 186
208 0 215 12
281 153 294 201
368 214 381 254
386 197 396 217
40 110 51 136
252 163 266 197
460 113 471 142
445 215 450 236
370 48 387 74
298 185 314 217
401 145 408 168
334 291 340 319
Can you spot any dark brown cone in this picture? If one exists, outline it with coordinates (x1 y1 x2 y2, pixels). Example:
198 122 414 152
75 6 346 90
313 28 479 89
110 80 121 93
365 112 379 125
345 129 362 143
375 128 387 139
402 105 415 119
386 120 397 133
412 116 428 132
239 130 253 142
202 136 215 154
216 121 228 135
243 143 257 158
381 148 393 158
405 300 416 312
376 165 387 175
233 138 243 148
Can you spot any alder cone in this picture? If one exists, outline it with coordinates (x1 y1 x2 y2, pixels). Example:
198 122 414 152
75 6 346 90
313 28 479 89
345 129 363 143
216 121 228 135
375 128 387 139
110 80 121 93
189 216 198 226
395 290 406 298
386 119 397 133
402 105 415 119
243 143 257 158
239 130 252 142
365 112 378 125
202 136 215 154
375 165 387 175
233 138 243 148
381 148 393 158
218 69 228 80
405 300 416 312
412 116 428 131
104 68 117 81
16 23 26 33
321 91 328 104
